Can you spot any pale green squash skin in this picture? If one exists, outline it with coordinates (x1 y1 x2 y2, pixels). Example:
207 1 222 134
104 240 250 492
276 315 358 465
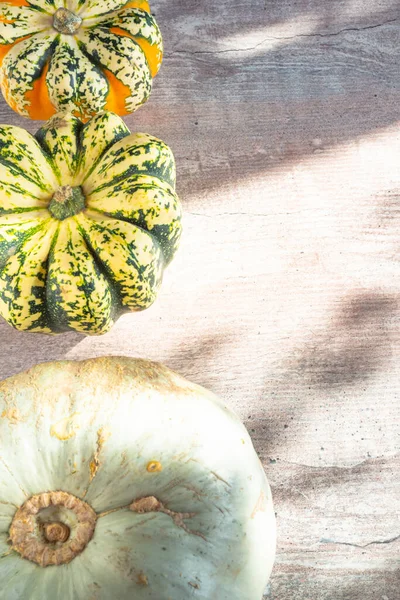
0 357 276 599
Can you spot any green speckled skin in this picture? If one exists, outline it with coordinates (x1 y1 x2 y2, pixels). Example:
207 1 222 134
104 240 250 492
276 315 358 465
0 112 182 334
0 0 162 120
0 357 276 600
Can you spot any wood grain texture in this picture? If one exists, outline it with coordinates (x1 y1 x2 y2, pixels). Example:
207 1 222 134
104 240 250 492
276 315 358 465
1 0 400 598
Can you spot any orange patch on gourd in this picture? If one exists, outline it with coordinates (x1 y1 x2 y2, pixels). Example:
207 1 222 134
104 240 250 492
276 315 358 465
0 35 31 67
124 0 150 12
103 67 131 116
0 0 30 6
109 26 162 77
135 36 162 77
70 100 97 123
24 61 55 120
0 16 16 24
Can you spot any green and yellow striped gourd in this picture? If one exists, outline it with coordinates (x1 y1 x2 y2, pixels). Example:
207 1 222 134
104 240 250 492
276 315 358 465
0 111 182 335
0 0 162 120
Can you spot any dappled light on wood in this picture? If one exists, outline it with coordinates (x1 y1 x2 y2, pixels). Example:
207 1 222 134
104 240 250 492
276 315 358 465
0 0 399 598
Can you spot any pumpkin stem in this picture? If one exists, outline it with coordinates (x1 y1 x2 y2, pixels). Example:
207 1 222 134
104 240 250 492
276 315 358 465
9 491 97 567
43 521 70 543
49 185 86 221
53 8 82 35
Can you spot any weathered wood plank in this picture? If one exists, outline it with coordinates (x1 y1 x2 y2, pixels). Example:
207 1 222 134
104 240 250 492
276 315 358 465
0 0 400 598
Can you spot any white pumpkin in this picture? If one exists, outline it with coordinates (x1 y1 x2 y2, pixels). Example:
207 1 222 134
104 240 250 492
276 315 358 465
0 357 275 599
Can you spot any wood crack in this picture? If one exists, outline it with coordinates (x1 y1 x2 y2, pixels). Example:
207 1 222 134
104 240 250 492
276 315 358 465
276 453 399 470
321 534 400 548
187 208 322 218
276 458 369 470
272 17 400 42
165 17 399 58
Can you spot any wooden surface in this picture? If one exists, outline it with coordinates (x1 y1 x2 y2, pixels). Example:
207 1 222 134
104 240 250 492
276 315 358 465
1 0 400 598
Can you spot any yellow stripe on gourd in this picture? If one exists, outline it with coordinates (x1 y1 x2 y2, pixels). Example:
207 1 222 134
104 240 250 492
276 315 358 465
0 211 50 245
77 112 130 183
47 220 114 334
83 134 173 192
0 222 57 332
0 191 48 212
76 211 163 309
0 125 58 195
87 175 180 229
36 113 81 185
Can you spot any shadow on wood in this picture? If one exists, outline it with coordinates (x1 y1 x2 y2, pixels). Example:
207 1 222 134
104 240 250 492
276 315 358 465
287 291 399 388
143 0 400 206
0 319 84 380
165 331 236 391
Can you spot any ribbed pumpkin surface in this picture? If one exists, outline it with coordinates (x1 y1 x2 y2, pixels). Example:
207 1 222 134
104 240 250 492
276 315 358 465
0 111 182 334
0 0 162 120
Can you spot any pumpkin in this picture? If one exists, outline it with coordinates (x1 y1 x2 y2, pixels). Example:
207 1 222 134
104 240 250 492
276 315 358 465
0 0 162 120
0 111 182 335
0 356 276 599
